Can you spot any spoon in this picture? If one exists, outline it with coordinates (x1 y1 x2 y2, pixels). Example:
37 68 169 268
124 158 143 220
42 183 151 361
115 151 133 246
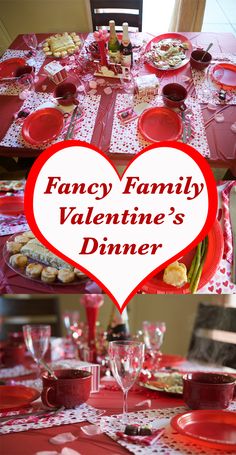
200 43 213 61
39 359 58 380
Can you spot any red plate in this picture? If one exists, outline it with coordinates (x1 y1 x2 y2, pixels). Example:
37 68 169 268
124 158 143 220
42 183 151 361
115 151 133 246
171 411 236 450
138 107 183 142
0 385 40 411
22 108 64 146
158 354 185 368
141 220 223 294
211 63 236 90
0 194 24 215
145 33 192 71
0 58 26 79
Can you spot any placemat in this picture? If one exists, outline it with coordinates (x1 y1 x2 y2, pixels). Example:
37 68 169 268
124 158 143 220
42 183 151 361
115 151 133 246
0 92 101 149
0 403 103 435
109 94 210 157
191 53 236 105
91 404 236 455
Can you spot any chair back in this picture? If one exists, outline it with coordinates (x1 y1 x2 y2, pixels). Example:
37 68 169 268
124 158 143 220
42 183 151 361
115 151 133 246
188 302 236 369
90 0 143 31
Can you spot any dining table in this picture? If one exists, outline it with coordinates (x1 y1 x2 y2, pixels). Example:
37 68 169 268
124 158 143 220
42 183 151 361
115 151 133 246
0 357 236 455
0 32 235 173
1 181 235 294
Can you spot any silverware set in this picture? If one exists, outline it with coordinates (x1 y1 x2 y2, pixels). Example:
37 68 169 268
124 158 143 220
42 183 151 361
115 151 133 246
64 105 83 139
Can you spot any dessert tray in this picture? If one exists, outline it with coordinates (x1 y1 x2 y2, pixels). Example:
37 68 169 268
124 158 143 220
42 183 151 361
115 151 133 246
4 231 87 285
145 33 192 71
42 32 82 58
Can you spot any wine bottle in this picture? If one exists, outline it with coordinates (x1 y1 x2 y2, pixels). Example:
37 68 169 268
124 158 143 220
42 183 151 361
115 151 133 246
120 22 133 67
107 306 130 341
108 20 120 62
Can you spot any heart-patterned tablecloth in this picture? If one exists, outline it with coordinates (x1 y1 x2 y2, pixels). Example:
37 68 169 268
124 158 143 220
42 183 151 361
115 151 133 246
0 403 103 435
0 214 28 236
88 404 236 455
0 364 32 379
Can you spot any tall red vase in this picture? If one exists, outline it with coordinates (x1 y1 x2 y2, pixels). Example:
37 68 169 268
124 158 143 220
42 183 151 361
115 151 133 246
86 305 99 362
98 40 108 66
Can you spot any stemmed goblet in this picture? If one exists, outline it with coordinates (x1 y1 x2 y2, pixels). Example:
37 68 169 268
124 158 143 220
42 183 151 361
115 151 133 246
142 321 166 371
23 324 51 377
108 341 144 420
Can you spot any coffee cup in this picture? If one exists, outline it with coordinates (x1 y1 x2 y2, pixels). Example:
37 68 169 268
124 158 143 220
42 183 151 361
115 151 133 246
190 49 212 70
15 65 35 78
162 83 187 111
183 372 235 410
54 82 77 106
41 369 92 409
1 343 25 367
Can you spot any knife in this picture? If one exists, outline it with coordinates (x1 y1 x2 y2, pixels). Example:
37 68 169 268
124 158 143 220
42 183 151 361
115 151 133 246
64 105 79 140
229 185 236 283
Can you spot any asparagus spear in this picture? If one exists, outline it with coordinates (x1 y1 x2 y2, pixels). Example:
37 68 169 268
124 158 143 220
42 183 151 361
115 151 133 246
190 237 209 293
189 243 202 286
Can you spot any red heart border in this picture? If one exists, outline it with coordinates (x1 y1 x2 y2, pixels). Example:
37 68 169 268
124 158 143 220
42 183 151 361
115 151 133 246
25 140 218 313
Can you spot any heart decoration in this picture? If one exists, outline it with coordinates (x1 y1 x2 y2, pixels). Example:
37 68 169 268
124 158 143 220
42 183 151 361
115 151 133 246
25 140 217 312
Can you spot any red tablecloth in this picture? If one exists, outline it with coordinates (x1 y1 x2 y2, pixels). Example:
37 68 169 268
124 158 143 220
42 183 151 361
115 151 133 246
0 32 236 171
0 382 182 455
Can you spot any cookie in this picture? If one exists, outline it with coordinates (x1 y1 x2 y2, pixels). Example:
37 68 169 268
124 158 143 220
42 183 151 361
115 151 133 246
25 263 43 278
6 241 23 254
58 269 75 283
14 235 29 245
41 266 57 283
9 254 28 268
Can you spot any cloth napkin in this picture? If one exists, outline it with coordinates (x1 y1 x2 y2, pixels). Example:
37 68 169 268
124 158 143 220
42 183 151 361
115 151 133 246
116 428 165 446
0 214 28 236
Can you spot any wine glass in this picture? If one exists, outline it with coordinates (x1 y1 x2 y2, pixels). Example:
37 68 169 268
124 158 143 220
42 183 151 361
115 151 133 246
108 341 144 419
120 72 136 107
63 311 80 337
142 321 166 370
23 324 51 376
23 33 38 55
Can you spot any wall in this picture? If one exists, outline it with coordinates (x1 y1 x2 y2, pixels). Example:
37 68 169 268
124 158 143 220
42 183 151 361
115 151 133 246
0 0 92 53
58 294 222 357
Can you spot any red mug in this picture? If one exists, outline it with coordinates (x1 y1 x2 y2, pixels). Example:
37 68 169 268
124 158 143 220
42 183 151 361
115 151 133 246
15 65 35 78
41 369 92 409
1 343 25 367
162 83 187 111
54 82 77 106
8 331 25 345
183 372 236 410
190 49 212 70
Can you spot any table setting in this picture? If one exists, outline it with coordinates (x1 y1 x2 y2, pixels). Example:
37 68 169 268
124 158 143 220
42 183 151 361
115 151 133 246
0 179 235 294
0 303 236 455
0 28 235 173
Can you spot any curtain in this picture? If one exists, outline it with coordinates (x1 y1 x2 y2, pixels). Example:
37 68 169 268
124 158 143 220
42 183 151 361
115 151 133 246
169 0 206 32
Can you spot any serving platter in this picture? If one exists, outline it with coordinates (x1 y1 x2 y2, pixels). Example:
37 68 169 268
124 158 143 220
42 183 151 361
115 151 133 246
4 231 87 286
145 33 192 71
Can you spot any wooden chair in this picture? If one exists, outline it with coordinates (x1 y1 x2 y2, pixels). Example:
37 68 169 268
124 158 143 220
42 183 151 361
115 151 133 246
0 296 61 340
188 302 236 369
90 0 143 31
